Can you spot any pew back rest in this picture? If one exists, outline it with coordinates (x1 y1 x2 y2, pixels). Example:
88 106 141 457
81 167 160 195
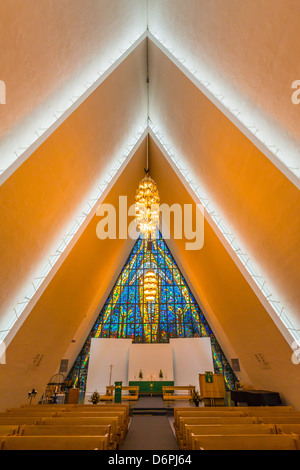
184 424 276 450
0 425 19 436
0 417 41 425
258 417 300 425
19 424 111 437
191 433 300 450
0 435 109 450
55 411 125 427
41 416 118 437
0 412 56 417
179 416 258 437
175 410 246 428
276 424 300 435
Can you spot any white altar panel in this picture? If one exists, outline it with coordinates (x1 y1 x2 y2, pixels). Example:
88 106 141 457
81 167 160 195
128 343 174 381
85 338 132 402
170 338 214 389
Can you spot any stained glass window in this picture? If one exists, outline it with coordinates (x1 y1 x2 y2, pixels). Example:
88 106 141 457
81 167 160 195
66 233 237 390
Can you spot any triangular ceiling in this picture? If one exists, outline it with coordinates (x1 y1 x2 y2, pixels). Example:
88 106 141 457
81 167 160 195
0 1 299 410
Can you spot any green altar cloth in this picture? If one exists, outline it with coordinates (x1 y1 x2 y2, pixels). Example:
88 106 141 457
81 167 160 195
129 381 174 395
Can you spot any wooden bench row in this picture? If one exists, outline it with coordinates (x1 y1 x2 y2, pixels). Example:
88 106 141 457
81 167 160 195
190 434 300 450
162 386 195 400
0 404 130 450
103 386 139 401
16 403 130 420
173 406 296 428
174 406 300 450
0 435 109 450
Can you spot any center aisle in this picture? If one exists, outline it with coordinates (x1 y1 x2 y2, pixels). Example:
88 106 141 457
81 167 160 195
121 415 179 450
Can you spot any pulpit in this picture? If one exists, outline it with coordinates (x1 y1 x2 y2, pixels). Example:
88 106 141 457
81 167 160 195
67 388 80 404
199 373 226 406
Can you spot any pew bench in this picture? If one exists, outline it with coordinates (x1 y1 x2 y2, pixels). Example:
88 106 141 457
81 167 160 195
0 435 109 450
276 424 300 436
190 433 300 450
163 386 195 401
40 416 121 448
0 425 19 436
176 416 259 443
183 423 276 450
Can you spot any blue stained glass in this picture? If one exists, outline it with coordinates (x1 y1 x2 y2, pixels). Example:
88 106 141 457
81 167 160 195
66 233 237 391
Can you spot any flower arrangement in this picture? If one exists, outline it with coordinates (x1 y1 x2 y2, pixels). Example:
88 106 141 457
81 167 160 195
190 390 203 407
159 369 164 379
89 390 101 404
139 370 143 379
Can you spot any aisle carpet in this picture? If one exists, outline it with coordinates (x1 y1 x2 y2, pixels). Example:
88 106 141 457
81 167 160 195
121 415 179 450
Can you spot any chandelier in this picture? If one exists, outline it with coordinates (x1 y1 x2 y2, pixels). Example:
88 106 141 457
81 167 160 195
135 172 160 239
143 269 158 303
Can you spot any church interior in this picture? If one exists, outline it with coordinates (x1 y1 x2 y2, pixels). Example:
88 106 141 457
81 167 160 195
0 0 300 451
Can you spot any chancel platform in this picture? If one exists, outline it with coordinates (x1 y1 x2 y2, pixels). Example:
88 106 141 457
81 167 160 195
128 396 197 416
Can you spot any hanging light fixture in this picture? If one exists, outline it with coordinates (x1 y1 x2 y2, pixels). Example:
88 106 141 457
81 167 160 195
135 174 160 238
135 135 160 239
143 269 158 303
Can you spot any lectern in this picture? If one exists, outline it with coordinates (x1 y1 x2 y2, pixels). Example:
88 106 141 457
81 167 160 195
114 382 123 403
199 373 226 406
67 388 80 404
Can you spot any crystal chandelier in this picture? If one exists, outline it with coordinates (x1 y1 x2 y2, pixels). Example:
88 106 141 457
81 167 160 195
135 134 160 239
135 172 160 239
143 269 158 303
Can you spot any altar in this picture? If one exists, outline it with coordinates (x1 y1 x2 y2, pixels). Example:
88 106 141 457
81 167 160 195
85 337 214 402
128 381 174 395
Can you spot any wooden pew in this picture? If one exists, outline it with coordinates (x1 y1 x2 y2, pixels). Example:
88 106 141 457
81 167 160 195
174 410 247 430
190 433 300 450
258 417 300 425
104 386 139 401
183 424 276 450
163 386 195 401
61 406 130 425
18 424 113 447
0 412 57 418
6 409 127 436
276 424 300 436
176 416 258 442
0 417 41 425
0 435 109 450
55 410 127 436
17 403 130 422
244 410 300 417
173 406 292 414
41 416 120 448
0 426 19 436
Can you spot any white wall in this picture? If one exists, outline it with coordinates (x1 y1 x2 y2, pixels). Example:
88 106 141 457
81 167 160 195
85 338 132 401
85 337 214 401
171 338 214 391
128 343 174 381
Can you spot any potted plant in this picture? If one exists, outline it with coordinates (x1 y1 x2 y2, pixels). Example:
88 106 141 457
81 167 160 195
89 390 101 405
159 369 164 379
138 370 143 380
191 390 203 407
